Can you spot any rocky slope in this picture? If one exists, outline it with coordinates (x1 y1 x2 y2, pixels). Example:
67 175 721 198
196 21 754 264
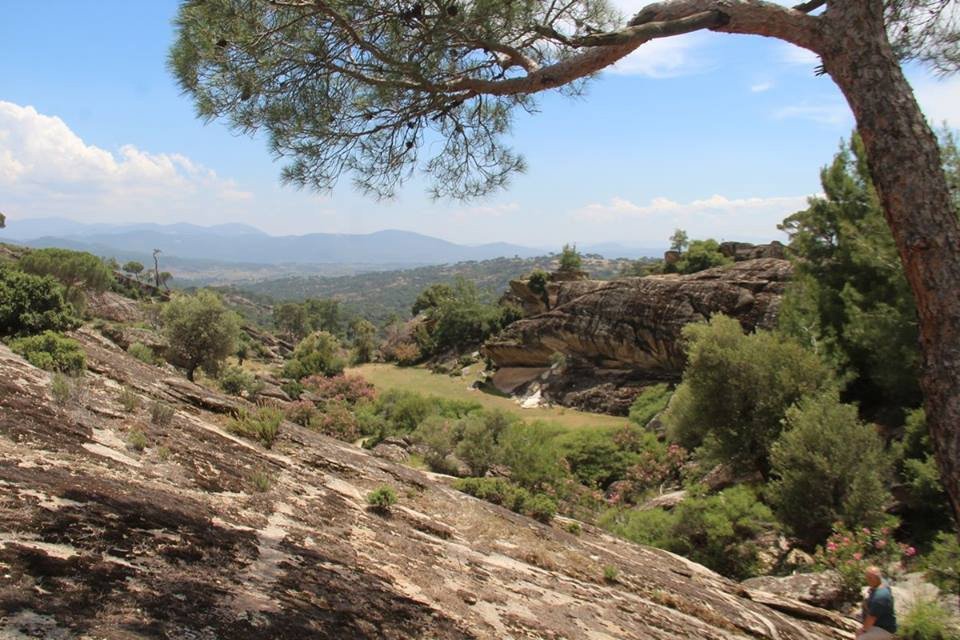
484 258 792 414
0 326 857 638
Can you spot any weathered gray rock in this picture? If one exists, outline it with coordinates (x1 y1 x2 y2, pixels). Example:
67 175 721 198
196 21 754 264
86 290 144 323
742 571 847 610
0 336 856 639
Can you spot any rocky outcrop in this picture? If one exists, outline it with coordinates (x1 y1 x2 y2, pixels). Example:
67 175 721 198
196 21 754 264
0 333 856 639
742 572 848 610
484 258 792 413
86 290 145 323
719 241 786 262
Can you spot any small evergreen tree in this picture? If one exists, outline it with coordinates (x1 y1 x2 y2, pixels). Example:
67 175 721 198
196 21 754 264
282 331 345 380
0 264 80 337
769 390 892 546
350 318 377 364
558 243 582 272
669 229 689 252
122 261 145 281
664 315 832 475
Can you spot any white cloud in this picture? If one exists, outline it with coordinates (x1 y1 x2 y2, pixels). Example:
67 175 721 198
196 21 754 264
774 102 852 126
607 33 711 78
575 194 812 222
780 42 821 68
751 82 774 93
0 101 252 222
570 193 815 244
452 202 521 220
913 74 960 127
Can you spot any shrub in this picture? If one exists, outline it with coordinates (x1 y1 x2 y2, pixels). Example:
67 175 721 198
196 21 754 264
127 429 148 452
282 331 345 380
0 263 80 338
528 269 549 302
769 390 892 546
118 387 140 413
923 533 960 597
603 564 619 583
813 525 915 600
453 477 530 513
281 379 304 400
523 493 558 523
162 290 240 381
663 314 831 475
227 407 283 448
674 239 731 274
411 415 460 473
302 374 376 405
10 331 86 373
285 399 318 427
127 342 158 365
367 485 398 511
628 383 672 428
149 400 175 426
218 365 264 398
897 598 959 640
251 471 272 493
456 410 515 476
497 422 566 492
50 373 72 407
314 399 360 442
556 428 641 490
558 243 583 272
565 521 582 535
602 486 775 580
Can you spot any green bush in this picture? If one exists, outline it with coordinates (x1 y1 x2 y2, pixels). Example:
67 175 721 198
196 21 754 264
674 239 731 274
453 477 530 512
127 342 158 365
218 365 264 398
899 598 960 640
149 400 175 426
924 533 960 597
282 330 345 380
456 410 515 476
50 373 72 407
558 243 583 272
555 428 639 489
523 493 558 523
603 564 619 583
601 486 774 580
118 386 141 413
769 390 892 546
127 429 148 452
496 422 566 491
628 383 672 428
367 485 398 511
664 314 831 475
410 415 460 473
228 406 283 448
251 471 272 493
9 331 86 373
0 263 80 338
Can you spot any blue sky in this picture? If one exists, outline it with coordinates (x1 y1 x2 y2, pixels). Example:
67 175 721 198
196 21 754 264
1 0 957 247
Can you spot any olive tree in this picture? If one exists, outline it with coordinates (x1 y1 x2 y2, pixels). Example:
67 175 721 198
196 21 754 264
170 0 960 526
162 290 241 381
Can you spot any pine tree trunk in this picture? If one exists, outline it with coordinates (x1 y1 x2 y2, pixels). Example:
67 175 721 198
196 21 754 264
824 1 960 525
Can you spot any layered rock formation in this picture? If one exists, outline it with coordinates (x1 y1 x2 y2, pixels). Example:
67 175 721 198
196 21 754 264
0 330 855 638
485 258 792 413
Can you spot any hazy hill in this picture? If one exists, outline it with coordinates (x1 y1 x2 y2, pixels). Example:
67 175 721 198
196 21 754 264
3 218 545 266
1 218 663 272
228 254 643 326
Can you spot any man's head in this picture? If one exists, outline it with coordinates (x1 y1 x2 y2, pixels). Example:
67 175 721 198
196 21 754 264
864 566 883 588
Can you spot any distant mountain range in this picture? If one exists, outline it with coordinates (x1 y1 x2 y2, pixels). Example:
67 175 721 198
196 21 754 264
0 217 664 266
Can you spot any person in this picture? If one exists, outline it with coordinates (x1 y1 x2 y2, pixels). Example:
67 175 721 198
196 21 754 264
857 566 897 639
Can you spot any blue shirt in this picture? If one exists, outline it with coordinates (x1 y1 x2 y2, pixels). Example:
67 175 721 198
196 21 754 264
866 585 897 633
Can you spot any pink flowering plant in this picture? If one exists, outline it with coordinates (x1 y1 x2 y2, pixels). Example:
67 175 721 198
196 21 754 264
813 523 916 600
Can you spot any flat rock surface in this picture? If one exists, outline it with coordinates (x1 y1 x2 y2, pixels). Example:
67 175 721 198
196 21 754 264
0 334 855 639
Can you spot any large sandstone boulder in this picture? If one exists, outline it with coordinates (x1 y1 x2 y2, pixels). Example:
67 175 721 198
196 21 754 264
0 334 856 639
484 258 792 413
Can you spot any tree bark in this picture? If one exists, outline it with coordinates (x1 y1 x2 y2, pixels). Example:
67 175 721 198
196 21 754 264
822 0 960 523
